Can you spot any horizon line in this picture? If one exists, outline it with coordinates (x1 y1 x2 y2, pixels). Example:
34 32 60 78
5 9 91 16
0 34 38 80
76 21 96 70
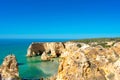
0 34 120 39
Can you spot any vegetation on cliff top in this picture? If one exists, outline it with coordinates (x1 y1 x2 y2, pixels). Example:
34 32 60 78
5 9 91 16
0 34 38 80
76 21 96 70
71 37 120 48
72 38 120 43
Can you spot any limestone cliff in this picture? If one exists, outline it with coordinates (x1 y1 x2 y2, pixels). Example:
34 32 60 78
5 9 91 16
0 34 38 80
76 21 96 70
47 41 120 80
0 54 20 80
26 41 120 80
26 42 65 58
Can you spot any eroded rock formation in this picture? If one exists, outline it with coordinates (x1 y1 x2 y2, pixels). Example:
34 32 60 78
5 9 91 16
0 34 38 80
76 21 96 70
26 42 85 58
26 42 65 58
27 41 120 80
41 52 50 61
0 54 20 80
45 41 120 80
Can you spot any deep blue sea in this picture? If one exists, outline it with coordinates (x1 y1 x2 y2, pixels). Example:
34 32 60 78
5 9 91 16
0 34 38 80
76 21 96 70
0 39 71 79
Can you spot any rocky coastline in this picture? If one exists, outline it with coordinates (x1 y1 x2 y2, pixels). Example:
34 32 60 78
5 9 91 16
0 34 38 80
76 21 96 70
1 39 120 80
26 41 120 80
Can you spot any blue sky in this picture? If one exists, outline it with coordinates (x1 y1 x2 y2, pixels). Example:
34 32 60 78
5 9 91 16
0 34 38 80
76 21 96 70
0 0 120 39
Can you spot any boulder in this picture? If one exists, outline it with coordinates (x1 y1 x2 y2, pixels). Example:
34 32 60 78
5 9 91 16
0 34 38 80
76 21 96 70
41 52 50 61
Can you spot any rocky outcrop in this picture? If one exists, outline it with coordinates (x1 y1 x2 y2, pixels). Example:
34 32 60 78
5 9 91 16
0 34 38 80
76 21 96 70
26 42 85 58
41 52 50 61
27 42 46 57
26 41 120 80
112 42 120 56
113 58 120 80
47 41 120 80
0 54 20 80
56 49 90 80
48 42 65 58
26 42 65 57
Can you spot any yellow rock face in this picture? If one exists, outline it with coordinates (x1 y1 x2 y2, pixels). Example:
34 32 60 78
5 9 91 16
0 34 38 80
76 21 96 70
53 42 120 80
0 55 20 79
26 42 65 57
26 41 120 80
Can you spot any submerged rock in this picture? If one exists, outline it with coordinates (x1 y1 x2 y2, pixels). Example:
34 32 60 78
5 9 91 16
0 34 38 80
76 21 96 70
0 54 20 80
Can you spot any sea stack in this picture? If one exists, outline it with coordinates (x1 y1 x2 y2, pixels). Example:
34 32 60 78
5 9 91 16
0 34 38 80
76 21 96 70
0 54 20 80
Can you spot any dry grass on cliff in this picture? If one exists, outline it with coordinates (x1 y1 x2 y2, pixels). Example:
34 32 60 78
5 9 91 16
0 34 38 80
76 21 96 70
71 38 120 48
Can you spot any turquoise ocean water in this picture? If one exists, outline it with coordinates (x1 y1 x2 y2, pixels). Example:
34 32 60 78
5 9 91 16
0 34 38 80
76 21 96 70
0 39 70 79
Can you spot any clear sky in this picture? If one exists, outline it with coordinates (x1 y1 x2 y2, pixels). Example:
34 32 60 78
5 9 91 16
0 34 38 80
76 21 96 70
0 0 120 39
